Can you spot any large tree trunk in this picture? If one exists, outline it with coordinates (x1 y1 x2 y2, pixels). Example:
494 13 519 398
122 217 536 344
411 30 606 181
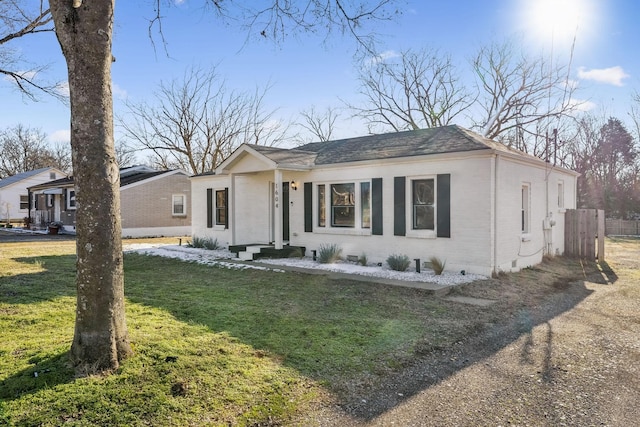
49 0 132 375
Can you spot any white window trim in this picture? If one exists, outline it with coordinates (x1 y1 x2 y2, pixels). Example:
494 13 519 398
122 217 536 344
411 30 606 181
172 194 187 216
19 194 29 211
214 189 227 228
406 175 437 239
314 180 372 235
521 183 531 235
557 180 565 211
66 189 76 210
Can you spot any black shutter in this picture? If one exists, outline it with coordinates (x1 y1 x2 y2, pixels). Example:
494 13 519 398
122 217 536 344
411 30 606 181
372 178 383 235
437 174 451 238
223 188 229 229
394 176 406 236
304 182 312 232
206 188 213 228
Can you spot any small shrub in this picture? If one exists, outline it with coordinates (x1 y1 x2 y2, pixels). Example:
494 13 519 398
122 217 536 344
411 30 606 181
188 236 221 250
387 254 411 272
357 253 368 266
317 243 342 264
429 256 446 275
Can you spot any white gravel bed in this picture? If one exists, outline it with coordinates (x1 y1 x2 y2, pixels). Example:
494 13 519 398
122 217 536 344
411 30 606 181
123 243 486 285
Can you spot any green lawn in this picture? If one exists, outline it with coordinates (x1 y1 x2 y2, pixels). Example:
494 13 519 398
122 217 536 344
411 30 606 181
0 240 468 426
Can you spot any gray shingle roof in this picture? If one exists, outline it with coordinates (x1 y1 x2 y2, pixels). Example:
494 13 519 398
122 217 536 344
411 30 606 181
247 125 534 167
0 167 55 189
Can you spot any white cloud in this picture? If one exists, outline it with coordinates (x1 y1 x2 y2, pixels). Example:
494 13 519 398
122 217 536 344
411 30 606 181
112 82 128 99
49 129 71 143
56 81 70 97
366 50 400 66
577 66 629 86
568 98 597 112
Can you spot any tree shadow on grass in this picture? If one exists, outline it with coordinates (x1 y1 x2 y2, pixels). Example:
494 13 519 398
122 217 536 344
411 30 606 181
0 254 77 304
0 352 74 401
122 253 604 421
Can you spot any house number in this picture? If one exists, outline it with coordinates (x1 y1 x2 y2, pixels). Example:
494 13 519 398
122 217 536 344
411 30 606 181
275 189 279 208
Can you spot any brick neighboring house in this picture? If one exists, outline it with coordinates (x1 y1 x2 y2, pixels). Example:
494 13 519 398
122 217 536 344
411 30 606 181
28 165 191 237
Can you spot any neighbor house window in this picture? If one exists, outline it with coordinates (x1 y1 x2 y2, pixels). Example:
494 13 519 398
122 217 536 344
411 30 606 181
215 189 226 225
521 184 530 233
66 189 76 210
331 183 355 227
172 194 186 216
361 182 371 229
558 181 564 208
317 184 326 227
412 178 435 230
49 172 56 180
19 195 28 210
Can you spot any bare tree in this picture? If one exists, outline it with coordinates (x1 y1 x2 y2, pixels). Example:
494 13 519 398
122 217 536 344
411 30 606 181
119 66 290 175
114 139 138 168
298 105 340 142
44 0 398 376
351 47 473 132
0 0 66 101
0 124 71 176
471 40 577 145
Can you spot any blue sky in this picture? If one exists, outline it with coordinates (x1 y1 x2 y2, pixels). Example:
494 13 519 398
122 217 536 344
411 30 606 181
1 0 638 147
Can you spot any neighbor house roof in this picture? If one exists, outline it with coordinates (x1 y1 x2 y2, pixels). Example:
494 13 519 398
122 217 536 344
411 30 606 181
28 168 184 191
0 167 59 189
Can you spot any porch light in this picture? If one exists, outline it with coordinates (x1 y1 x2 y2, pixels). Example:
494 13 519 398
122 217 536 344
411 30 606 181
291 181 298 191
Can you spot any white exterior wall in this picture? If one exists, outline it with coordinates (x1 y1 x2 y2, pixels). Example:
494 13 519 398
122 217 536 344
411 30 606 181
190 150 577 276
287 153 495 275
191 174 233 246
493 156 577 273
0 169 64 221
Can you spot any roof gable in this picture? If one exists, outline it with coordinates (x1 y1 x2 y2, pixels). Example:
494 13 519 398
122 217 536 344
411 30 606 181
0 167 63 189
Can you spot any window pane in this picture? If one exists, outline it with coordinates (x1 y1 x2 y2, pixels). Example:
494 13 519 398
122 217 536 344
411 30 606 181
318 185 325 227
413 179 434 205
173 195 185 215
215 190 226 225
412 179 434 230
361 182 370 228
414 205 434 229
331 183 355 227
332 206 355 227
20 195 28 210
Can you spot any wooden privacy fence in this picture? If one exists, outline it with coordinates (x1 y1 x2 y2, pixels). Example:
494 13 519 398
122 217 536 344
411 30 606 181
565 209 605 262
605 218 640 236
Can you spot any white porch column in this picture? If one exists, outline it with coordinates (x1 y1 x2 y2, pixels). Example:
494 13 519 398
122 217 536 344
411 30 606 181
230 173 236 245
273 169 283 249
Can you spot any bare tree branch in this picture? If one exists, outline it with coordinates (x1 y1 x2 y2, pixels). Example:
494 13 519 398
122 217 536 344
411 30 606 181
118 65 291 174
298 105 340 142
350 47 473 133
0 0 65 101
471 40 578 146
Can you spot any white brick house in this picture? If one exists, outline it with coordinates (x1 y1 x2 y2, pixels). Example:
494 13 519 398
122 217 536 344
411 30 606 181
191 125 578 276
0 167 65 223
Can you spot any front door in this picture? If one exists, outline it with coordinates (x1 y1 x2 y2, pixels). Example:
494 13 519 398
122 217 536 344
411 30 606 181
282 182 290 241
270 181 290 243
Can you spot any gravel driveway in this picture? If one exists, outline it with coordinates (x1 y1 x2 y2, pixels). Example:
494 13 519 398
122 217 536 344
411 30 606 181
297 238 640 426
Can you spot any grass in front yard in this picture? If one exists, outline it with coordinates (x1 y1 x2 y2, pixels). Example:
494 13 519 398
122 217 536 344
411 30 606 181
0 240 457 426
1 238 606 425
